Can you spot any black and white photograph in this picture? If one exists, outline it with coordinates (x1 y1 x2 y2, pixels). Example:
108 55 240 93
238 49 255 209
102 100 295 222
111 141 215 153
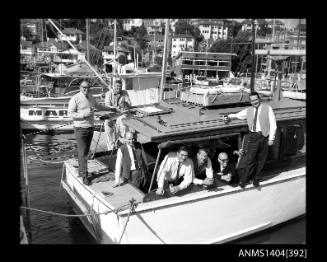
20 18 306 247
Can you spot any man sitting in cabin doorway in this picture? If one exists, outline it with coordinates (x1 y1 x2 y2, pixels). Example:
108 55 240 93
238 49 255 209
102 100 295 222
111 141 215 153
155 145 194 196
191 148 214 188
216 152 238 185
226 92 277 188
113 131 149 191
104 79 132 149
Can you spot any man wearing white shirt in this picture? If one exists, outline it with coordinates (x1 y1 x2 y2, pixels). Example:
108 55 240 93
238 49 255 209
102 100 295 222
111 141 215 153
113 131 148 190
156 146 194 196
226 92 277 188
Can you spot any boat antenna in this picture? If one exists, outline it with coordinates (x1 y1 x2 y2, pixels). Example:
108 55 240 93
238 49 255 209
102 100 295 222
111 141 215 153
159 19 170 100
47 19 109 89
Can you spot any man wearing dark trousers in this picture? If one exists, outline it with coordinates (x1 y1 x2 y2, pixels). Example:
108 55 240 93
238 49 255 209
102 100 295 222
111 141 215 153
68 81 114 185
113 131 149 191
226 92 277 188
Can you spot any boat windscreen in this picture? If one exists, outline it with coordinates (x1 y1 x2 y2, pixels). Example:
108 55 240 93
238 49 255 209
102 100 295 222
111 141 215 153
158 134 238 150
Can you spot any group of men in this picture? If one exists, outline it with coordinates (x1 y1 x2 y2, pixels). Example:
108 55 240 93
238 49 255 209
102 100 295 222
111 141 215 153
68 78 277 192
68 79 131 185
155 146 237 196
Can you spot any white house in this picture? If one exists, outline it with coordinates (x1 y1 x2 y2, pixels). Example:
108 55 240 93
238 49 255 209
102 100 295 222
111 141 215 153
241 19 260 32
171 34 195 58
198 20 228 41
59 28 84 43
20 40 33 57
144 19 164 35
123 19 143 31
170 19 179 33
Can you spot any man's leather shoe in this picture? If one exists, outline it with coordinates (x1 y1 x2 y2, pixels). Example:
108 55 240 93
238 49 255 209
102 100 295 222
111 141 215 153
239 182 246 189
253 180 260 187
83 177 92 186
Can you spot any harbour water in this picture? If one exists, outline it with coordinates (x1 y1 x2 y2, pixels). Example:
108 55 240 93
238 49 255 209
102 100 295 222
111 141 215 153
21 133 306 244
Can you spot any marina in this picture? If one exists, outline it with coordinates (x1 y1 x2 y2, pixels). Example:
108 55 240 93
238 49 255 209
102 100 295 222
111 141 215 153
20 18 306 246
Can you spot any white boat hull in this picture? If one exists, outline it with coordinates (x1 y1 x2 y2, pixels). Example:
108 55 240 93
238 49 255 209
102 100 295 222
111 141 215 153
282 91 306 100
62 160 305 244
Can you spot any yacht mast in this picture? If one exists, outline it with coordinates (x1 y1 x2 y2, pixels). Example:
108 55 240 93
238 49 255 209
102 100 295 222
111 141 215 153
250 18 256 93
113 19 117 76
159 19 169 100
47 19 109 88
86 18 90 63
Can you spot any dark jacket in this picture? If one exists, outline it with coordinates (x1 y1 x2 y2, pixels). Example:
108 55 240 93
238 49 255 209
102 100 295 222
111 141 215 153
120 142 148 184
217 163 239 185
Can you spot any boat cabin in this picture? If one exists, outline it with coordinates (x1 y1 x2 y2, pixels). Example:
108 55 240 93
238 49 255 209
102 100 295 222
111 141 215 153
91 97 305 199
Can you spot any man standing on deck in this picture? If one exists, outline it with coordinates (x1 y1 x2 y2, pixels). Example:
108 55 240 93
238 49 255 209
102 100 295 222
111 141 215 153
191 148 214 187
68 81 114 185
113 131 149 191
226 92 277 188
104 79 131 149
156 145 194 196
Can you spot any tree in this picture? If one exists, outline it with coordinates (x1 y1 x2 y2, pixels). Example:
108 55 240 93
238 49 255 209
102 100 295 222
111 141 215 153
257 23 272 37
209 31 253 75
134 24 147 50
22 25 33 40
229 21 242 38
91 28 112 50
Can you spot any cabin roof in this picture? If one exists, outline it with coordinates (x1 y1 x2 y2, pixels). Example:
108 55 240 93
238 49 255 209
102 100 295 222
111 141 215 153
123 98 306 144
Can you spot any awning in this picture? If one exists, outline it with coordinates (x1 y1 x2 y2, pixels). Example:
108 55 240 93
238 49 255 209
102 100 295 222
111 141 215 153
157 134 237 150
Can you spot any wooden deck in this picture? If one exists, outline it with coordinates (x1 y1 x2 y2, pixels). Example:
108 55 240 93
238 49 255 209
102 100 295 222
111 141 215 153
122 98 306 143
65 159 145 210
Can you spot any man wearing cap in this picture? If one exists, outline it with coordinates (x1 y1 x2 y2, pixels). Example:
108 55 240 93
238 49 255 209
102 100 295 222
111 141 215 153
68 80 114 185
104 79 131 148
226 92 277 188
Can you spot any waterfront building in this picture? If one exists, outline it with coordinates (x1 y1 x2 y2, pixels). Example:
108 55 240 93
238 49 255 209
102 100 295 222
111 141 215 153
174 51 235 79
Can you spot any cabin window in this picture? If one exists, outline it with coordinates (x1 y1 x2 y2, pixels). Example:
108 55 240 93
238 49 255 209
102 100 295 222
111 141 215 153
280 123 306 159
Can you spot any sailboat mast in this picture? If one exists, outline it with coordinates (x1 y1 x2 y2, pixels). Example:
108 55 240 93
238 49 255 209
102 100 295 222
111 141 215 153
267 19 275 79
86 18 90 63
250 18 256 93
160 19 169 100
47 19 108 87
113 19 117 76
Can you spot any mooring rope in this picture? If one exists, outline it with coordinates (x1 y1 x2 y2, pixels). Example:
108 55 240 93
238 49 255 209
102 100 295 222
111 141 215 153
118 198 137 244
20 201 133 218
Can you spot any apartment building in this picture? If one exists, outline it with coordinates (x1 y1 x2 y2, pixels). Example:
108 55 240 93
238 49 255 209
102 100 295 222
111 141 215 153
171 34 195 58
123 19 143 31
